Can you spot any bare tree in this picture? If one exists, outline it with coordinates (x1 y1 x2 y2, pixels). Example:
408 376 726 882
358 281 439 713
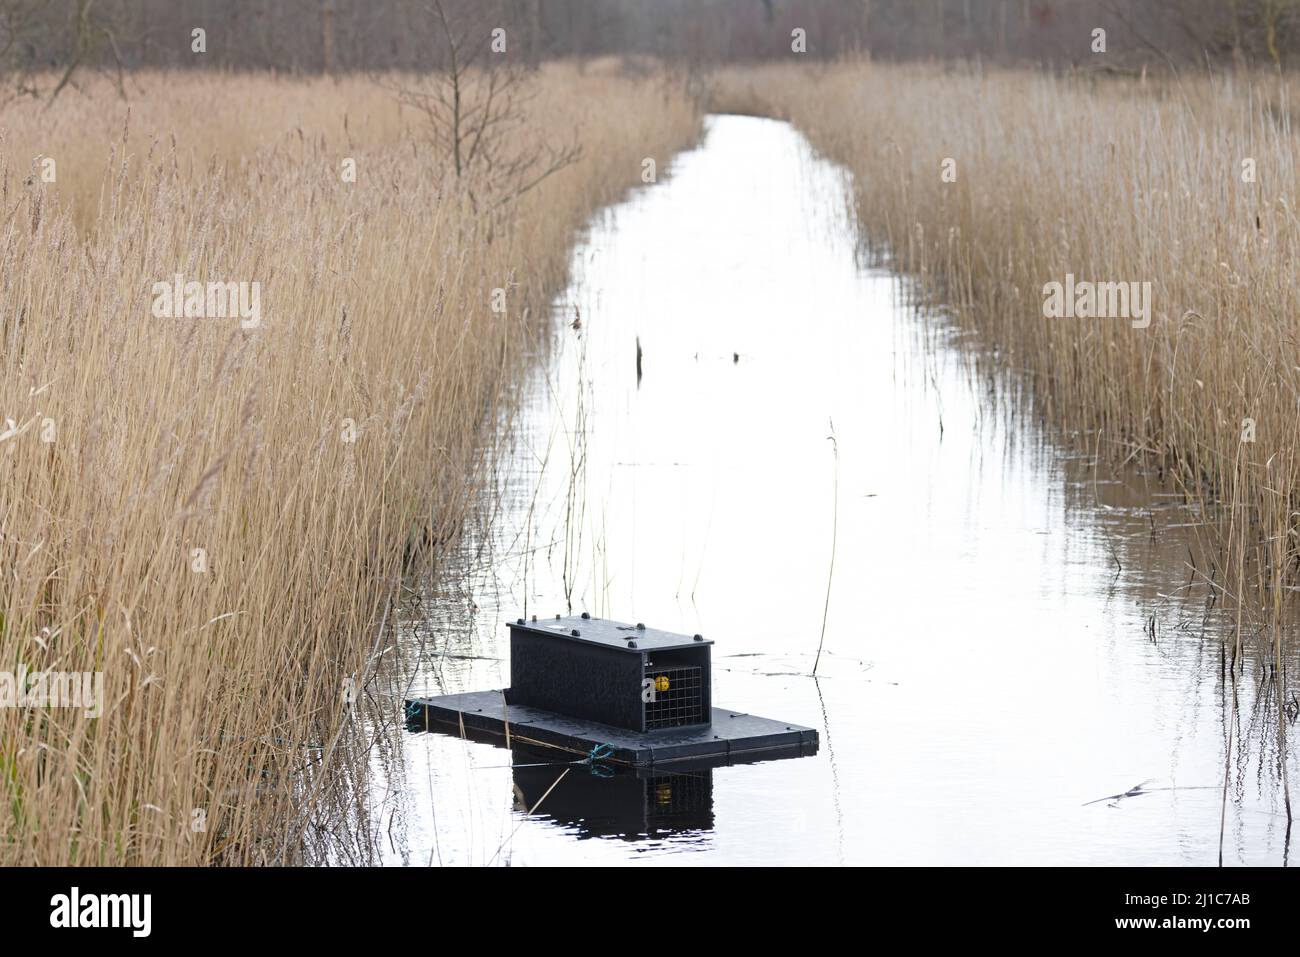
0 0 54 102
1258 0 1300 66
321 0 335 75
0 0 135 106
46 0 132 103
379 0 580 209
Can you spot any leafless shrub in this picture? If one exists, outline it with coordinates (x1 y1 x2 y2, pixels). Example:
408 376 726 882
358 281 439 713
377 0 580 211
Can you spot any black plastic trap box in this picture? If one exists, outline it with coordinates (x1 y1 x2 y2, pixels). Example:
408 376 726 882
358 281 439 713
406 614 818 768
509 615 712 733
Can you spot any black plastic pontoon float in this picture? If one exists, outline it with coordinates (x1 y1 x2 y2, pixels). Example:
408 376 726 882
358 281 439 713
405 614 819 768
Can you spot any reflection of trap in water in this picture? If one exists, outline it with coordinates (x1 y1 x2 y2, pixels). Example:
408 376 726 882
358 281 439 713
405 615 818 767
508 742 716 840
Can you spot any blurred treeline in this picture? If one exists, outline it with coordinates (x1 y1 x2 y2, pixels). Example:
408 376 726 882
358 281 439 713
2 1 1299 81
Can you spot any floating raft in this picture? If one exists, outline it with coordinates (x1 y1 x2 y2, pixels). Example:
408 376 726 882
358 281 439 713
404 689 819 768
406 615 819 768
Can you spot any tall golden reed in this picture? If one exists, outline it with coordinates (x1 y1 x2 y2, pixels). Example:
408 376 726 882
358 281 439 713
713 61 1300 623
0 65 700 865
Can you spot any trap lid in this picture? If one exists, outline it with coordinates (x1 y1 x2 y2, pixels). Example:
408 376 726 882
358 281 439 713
511 615 711 653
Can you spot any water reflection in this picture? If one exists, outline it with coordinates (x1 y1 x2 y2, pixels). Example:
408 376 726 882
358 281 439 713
357 114 1298 866
510 743 716 842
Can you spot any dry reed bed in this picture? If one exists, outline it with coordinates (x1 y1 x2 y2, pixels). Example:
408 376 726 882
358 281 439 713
0 67 701 865
713 62 1300 627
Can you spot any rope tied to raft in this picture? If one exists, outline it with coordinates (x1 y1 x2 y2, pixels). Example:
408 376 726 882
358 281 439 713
468 742 618 773
580 743 615 776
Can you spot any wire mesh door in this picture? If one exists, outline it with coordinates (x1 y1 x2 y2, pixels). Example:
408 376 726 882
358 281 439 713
644 664 705 729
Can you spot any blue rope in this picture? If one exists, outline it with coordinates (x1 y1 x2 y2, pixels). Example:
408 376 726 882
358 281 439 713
580 743 615 776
